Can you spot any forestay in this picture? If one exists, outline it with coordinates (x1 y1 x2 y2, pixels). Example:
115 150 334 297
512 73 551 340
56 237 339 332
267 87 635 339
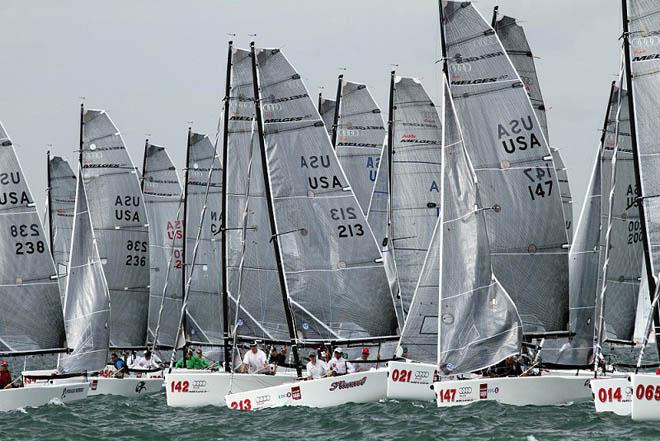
626 0 660 285
184 133 224 347
442 1 569 333
332 81 385 214
0 122 65 354
58 169 111 373
495 14 573 241
255 47 398 340
143 144 183 349
398 80 522 370
48 156 77 298
387 77 444 317
225 47 289 342
81 109 150 348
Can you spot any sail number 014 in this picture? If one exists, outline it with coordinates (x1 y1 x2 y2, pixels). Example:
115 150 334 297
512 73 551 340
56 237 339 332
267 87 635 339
10 223 45 255
597 387 623 402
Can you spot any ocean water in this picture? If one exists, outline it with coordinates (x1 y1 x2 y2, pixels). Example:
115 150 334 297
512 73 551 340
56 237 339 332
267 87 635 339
4 391 660 441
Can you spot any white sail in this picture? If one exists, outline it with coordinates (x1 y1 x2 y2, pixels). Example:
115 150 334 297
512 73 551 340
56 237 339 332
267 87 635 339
398 80 522 370
48 155 76 299
58 169 111 373
254 47 398 340
81 109 150 348
441 1 569 333
143 144 183 349
0 122 66 354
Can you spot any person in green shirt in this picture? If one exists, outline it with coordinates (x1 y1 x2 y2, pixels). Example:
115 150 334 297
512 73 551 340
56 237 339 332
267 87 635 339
190 348 210 369
174 351 194 369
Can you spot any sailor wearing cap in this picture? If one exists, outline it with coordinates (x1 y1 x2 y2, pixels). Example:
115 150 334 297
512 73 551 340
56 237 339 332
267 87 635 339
326 348 349 376
352 347 377 372
305 351 327 380
241 341 268 374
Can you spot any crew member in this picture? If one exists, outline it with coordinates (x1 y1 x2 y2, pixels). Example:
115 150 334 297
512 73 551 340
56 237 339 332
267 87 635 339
272 345 287 366
191 348 210 369
241 342 268 374
305 352 326 380
175 350 194 369
135 350 159 369
0 360 14 389
110 352 129 378
327 348 349 376
352 347 378 372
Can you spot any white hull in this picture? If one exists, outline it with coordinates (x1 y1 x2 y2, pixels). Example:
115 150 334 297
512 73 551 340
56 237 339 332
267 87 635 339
591 376 633 416
165 370 297 408
23 369 163 397
0 382 89 412
433 375 592 407
225 369 387 410
386 360 437 401
631 373 660 421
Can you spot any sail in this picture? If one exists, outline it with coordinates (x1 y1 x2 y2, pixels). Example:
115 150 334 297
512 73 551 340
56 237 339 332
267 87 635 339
387 77 444 316
225 48 289 342
81 109 150 348
319 96 336 137
48 156 77 298
494 13 574 243
442 1 569 333
255 47 398 340
333 81 385 214
184 133 224 347
59 170 111 373
143 144 183 349
626 0 660 284
399 80 522 370
0 122 65 354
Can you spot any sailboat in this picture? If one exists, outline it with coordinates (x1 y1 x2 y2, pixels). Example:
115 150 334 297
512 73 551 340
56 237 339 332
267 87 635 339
0 121 89 411
142 142 184 354
590 0 660 421
24 107 162 397
46 153 77 299
224 42 398 410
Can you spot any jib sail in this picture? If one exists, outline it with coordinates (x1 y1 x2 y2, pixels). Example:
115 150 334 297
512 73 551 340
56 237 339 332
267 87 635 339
58 168 111 373
254 46 398 341
399 80 522 370
0 122 66 355
142 143 183 350
81 108 150 348
441 1 569 333
47 155 77 299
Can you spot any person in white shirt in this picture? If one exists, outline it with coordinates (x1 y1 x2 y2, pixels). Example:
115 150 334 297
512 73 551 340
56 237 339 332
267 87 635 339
241 342 268 374
305 351 326 380
326 348 350 376
352 347 377 372
134 350 160 369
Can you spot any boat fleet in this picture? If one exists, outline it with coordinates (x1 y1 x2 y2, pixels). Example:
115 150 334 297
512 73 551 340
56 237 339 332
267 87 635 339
3 0 660 422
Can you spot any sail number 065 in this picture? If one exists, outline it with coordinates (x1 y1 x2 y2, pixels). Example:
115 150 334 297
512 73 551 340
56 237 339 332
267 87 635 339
636 384 660 401
10 223 45 255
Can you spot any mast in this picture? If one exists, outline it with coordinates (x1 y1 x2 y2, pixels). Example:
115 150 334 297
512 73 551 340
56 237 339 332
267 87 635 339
330 74 343 148
78 103 84 167
181 127 192 352
386 71 396 246
250 42 302 377
140 138 149 193
46 150 54 259
317 92 323 113
491 5 499 28
220 40 233 372
438 0 449 78
621 0 660 356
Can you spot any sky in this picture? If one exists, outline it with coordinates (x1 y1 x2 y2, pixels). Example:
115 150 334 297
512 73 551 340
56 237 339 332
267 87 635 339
0 0 624 218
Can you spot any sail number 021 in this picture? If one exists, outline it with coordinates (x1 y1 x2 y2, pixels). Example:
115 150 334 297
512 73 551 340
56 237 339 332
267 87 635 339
10 223 45 255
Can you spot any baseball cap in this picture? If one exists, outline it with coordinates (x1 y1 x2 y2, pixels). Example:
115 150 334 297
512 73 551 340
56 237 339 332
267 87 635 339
362 347 370 355
334 348 343 354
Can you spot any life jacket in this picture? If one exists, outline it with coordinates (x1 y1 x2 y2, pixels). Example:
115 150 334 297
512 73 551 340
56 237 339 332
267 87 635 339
0 370 12 388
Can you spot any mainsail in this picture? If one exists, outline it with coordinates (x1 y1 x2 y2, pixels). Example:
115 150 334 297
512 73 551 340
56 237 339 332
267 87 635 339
398 80 522 370
0 122 66 355
224 47 289 342
47 154 77 298
142 143 183 349
441 1 569 333
81 108 150 348
494 12 574 241
58 169 111 373
327 79 386 214
254 46 398 341
319 95 336 136
183 132 224 348
386 76 444 317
